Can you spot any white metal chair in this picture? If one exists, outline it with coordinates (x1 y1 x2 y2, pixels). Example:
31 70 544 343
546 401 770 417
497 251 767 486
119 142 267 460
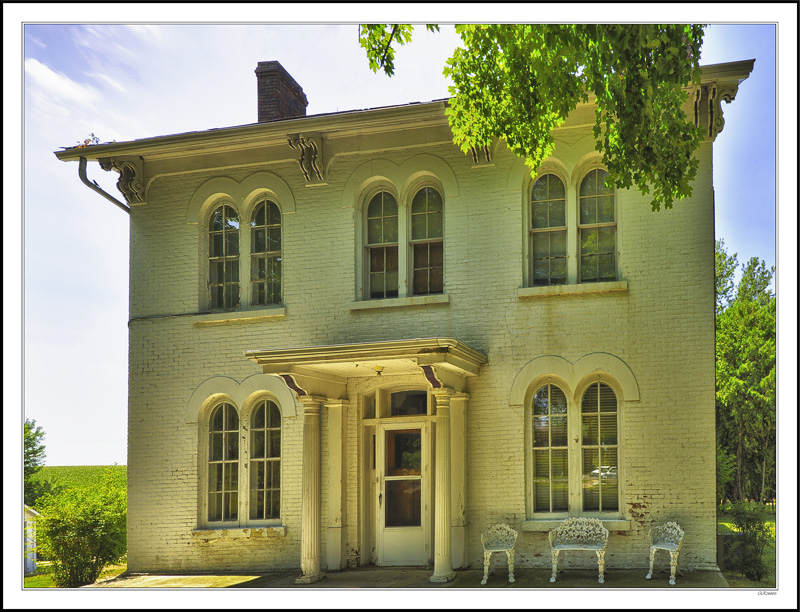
645 522 684 585
480 523 518 585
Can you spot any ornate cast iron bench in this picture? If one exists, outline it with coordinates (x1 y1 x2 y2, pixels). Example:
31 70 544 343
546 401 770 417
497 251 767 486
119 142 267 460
480 523 518 585
548 518 609 584
645 522 684 585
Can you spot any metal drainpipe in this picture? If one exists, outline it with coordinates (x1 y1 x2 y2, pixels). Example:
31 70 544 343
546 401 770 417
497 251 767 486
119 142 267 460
78 156 131 214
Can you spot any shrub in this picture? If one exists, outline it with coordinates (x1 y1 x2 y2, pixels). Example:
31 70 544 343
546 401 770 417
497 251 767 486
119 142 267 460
726 501 771 581
36 469 126 588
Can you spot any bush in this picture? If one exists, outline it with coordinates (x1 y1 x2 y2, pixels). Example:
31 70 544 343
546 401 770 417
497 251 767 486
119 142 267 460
726 501 771 581
36 469 126 588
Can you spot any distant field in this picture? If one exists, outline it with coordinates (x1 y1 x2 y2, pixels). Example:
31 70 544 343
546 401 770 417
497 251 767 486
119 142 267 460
29 465 126 494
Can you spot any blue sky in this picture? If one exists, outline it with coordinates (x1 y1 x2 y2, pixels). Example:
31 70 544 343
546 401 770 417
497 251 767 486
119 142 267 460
5 4 797 607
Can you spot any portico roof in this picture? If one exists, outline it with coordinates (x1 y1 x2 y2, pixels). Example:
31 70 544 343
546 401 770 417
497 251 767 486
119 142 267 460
244 337 487 385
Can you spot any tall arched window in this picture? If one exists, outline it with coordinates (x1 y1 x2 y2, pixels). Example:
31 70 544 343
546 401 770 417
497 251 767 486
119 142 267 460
579 169 616 282
208 402 239 522
531 384 569 512
250 199 282 306
208 203 240 310
581 382 619 511
530 174 567 286
249 399 282 520
410 186 444 295
366 191 399 299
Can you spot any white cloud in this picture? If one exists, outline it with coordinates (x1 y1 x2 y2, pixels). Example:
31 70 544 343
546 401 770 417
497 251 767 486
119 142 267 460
24 57 100 107
87 71 127 94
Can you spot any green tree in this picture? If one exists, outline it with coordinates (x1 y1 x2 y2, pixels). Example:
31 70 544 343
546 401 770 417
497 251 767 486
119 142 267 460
36 469 127 587
735 256 775 306
24 419 49 506
715 238 739 316
360 24 705 211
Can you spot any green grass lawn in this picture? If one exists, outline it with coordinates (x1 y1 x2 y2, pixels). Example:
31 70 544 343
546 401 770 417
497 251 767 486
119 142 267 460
717 502 776 588
24 562 127 588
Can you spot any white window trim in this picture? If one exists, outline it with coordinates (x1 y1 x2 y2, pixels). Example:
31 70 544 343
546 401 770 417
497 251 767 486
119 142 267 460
199 394 284 530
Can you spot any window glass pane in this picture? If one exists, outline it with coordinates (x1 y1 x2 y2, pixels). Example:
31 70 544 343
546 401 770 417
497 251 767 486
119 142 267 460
253 228 266 253
429 267 443 294
370 273 385 298
532 176 549 201
209 463 222 492
211 208 224 231
533 449 550 478
413 243 429 268
550 258 567 284
387 430 422 475
369 248 384 272
268 430 281 458
551 416 567 446
601 448 618 472
367 194 383 218
427 209 443 238
580 172 597 197
367 218 382 244
533 416 549 447
533 234 549 258
210 433 223 461
224 462 237 490
426 187 443 212
225 492 238 520
550 230 566 256
596 169 612 194
225 404 238 430
385 479 422 527
583 480 600 511
412 188 427 213
599 384 616 411
598 195 615 222
598 254 615 281
550 386 567 414
600 415 617 445
383 216 398 242
549 175 565 199
268 461 281 489
429 242 443 267
268 228 280 251
267 201 281 225
267 402 280 427
224 208 239 230
225 232 239 256
551 449 568 478
413 269 427 295
252 202 266 227
382 192 397 216
391 391 427 416
210 234 224 258
534 482 550 512
225 260 239 283
583 447 599 476
549 200 565 227
226 431 239 460
211 406 224 431
533 259 549 284
580 228 598 255
532 387 549 415
601 478 619 511
598 227 615 253
532 201 548 229
411 213 425 240
253 430 265 458
385 271 399 297
581 256 597 281
552 480 569 511
582 414 598 445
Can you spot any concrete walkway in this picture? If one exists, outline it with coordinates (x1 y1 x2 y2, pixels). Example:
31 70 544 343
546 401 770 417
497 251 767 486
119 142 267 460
86 566 729 589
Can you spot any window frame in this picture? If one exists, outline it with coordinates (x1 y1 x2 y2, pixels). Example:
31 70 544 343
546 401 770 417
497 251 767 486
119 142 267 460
249 198 283 307
578 168 617 283
409 185 445 296
525 377 623 520
529 173 568 287
200 395 284 529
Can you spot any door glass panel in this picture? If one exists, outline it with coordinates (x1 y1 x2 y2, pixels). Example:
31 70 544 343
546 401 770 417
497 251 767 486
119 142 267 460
385 479 421 527
386 430 422 475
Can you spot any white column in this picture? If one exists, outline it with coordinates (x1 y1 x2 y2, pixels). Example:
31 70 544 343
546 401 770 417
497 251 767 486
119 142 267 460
430 389 455 583
295 396 325 584
324 399 348 571
450 392 468 569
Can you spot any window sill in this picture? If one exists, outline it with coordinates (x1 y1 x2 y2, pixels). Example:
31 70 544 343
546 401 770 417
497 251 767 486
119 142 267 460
520 519 632 532
517 280 628 299
350 294 450 311
192 306 287 327
191 526 286 540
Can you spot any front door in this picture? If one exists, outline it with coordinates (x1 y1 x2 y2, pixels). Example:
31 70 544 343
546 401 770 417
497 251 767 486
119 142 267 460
376 421 430 565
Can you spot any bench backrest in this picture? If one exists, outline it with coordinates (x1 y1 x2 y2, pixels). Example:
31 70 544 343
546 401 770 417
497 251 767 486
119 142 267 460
481 523 518 549
649 522 684 547
548 518 609 549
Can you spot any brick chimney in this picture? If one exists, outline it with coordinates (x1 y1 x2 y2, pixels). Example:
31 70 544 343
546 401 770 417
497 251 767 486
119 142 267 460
255 61 308 123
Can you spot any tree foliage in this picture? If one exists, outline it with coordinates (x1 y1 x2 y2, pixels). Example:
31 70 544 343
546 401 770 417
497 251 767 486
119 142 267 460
24 419 51 507
36 468 127 587
359 24 705 211
714 241 776 505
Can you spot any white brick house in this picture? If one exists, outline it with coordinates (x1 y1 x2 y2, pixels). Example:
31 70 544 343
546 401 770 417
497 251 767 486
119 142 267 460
55 59 753 582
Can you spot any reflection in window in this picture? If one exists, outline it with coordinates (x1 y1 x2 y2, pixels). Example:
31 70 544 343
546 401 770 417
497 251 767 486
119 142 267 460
250 200 282 306
366 192 399 299
579 169 616 282
581 382 618 512
410 187 444 295
530 174 567 286
249 399 281 520
208 402 239 522
385 429 422 527
531 384 568 512
390 390 427 417
209 204 240 310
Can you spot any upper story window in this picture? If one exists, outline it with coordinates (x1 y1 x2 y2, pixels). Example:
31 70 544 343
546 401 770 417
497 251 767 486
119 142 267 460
524 165 618 289
579 169 617 283
208 204 240 310
530 174 567 286
527 380 621 518
250 199 282 306
205 398 283 526
410 187 444 295
366 191 399 299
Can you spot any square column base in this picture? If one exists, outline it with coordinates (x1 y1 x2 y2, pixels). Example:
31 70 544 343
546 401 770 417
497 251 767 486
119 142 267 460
295 571 326 584
429 570 456 583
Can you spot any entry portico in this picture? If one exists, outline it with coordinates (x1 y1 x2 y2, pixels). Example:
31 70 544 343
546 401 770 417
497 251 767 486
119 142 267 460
245 338 487 583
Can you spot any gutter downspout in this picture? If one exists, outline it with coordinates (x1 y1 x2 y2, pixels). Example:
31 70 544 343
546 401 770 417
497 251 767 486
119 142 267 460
78 156 130 214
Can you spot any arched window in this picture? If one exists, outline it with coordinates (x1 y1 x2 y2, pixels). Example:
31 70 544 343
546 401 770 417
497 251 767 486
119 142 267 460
530 174 567 286
250 199 282 306
579 169 616 282
366 191 399 299
208 402 239 522
531 384 569 512
208 203 240 310
410 186 444 295
581 382 619 511
249 399 282 520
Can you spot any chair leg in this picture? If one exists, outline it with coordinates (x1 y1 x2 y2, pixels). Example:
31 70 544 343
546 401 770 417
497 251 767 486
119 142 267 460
505 550 515 583
646 546 655 579
668 551 679 585
481 551 492 585
596 550 605 584
550 549 560 583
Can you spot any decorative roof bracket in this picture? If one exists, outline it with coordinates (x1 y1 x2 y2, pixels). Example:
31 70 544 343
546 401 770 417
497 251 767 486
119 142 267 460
287 132 324 184
98 156 146 205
